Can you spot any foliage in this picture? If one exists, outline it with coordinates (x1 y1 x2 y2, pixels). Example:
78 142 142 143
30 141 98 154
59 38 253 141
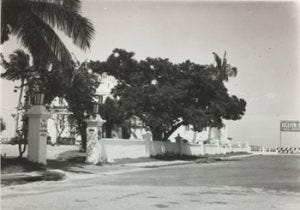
1 0 94 67
99 97 130 138
0 50 31 81
65 62 100 151
90 49 246 141
0 50 32 157
209 51 238 82
0 118 6 133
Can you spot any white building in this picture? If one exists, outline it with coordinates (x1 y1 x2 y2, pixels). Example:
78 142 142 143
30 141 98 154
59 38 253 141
169 125 229 144
47 97 76 144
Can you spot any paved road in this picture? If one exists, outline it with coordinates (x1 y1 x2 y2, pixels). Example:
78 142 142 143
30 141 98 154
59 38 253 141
2 155 300 210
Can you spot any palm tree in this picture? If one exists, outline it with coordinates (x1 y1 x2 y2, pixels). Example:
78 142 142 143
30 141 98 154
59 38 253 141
206 52 237 142
1 49 32 119
1 0 94 67
1 49 32 157
211 51 237 82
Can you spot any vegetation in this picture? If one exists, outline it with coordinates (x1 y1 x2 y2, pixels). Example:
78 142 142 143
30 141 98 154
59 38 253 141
1 0 94 68
1 0 95 153
0 118 6 133
98 97 130 138
90 49 246 141
65 62 100 151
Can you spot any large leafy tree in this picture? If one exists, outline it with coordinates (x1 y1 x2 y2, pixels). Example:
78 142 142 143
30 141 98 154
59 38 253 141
65 62 100 151
90 49 246 141
1 0 94 67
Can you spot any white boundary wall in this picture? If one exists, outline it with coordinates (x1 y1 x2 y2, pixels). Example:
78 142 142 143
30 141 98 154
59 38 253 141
98 136 251 162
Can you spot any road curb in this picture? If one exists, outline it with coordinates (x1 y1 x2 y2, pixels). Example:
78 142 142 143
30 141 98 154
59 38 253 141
213 153 259 161
122 154 258 168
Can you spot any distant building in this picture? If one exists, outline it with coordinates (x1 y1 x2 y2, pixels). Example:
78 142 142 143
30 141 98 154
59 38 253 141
169 125 229 144
47 97 76 144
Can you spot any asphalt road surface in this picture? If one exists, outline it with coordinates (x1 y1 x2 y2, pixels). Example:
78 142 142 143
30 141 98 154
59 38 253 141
2 155 300 210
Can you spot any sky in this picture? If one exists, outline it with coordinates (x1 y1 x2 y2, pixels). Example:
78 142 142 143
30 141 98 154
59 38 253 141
1 0 300 147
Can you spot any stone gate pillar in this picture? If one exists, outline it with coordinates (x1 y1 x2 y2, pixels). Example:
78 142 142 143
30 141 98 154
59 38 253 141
85 115 106 164
25 105 51 165
175 134 183 156
143 132 152 156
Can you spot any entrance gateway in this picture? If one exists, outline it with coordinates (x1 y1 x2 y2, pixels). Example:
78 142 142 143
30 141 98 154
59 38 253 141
279 120 300 148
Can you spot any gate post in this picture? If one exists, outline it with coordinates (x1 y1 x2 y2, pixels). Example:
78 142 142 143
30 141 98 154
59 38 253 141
25 105 51 165
85 112 106 164
175 134 183 156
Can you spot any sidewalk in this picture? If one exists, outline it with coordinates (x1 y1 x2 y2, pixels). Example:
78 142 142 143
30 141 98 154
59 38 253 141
1 153 257 186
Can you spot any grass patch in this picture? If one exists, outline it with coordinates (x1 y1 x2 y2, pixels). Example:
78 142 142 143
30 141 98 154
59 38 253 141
1 157 46 174
150 152 250 162
151 154 204 161
1 170 65 186
113 157 161 164
57 150 87 163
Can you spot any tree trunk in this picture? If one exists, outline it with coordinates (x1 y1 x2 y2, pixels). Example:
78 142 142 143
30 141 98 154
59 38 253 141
79 123 87 152
121 126 131 139
15 80 24 135
16 79 26 158
18 116 28 158
151 127 163 141
162 122 184 141
105 123 112 138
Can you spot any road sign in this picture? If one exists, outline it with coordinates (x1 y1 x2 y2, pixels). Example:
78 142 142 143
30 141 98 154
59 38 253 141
280 121 300 132
279 120 300 148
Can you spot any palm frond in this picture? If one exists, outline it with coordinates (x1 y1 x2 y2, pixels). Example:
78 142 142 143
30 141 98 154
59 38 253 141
62 0 81 11
28 0 95 51
30 0 81 11
11 9 73 66
212 52 222 70
1 49 31 81
227 66 237 78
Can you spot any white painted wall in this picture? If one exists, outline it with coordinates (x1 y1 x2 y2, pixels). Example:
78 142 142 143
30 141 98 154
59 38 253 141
97 137 251 162
100 138 148 161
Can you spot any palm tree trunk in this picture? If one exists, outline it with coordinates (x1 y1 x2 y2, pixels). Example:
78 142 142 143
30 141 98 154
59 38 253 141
15 79 24 136
16 79 25 158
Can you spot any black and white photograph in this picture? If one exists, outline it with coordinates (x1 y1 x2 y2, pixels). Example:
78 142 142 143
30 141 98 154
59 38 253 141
1 0 299 209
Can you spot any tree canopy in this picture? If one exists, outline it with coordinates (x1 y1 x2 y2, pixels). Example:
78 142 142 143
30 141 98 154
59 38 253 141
90 49 246 141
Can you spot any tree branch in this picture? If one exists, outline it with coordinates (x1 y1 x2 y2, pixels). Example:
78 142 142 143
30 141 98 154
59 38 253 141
163 121 185 141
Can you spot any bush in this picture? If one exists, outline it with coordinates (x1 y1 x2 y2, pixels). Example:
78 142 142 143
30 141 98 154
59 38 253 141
56 137 75 145
9 136 27 145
